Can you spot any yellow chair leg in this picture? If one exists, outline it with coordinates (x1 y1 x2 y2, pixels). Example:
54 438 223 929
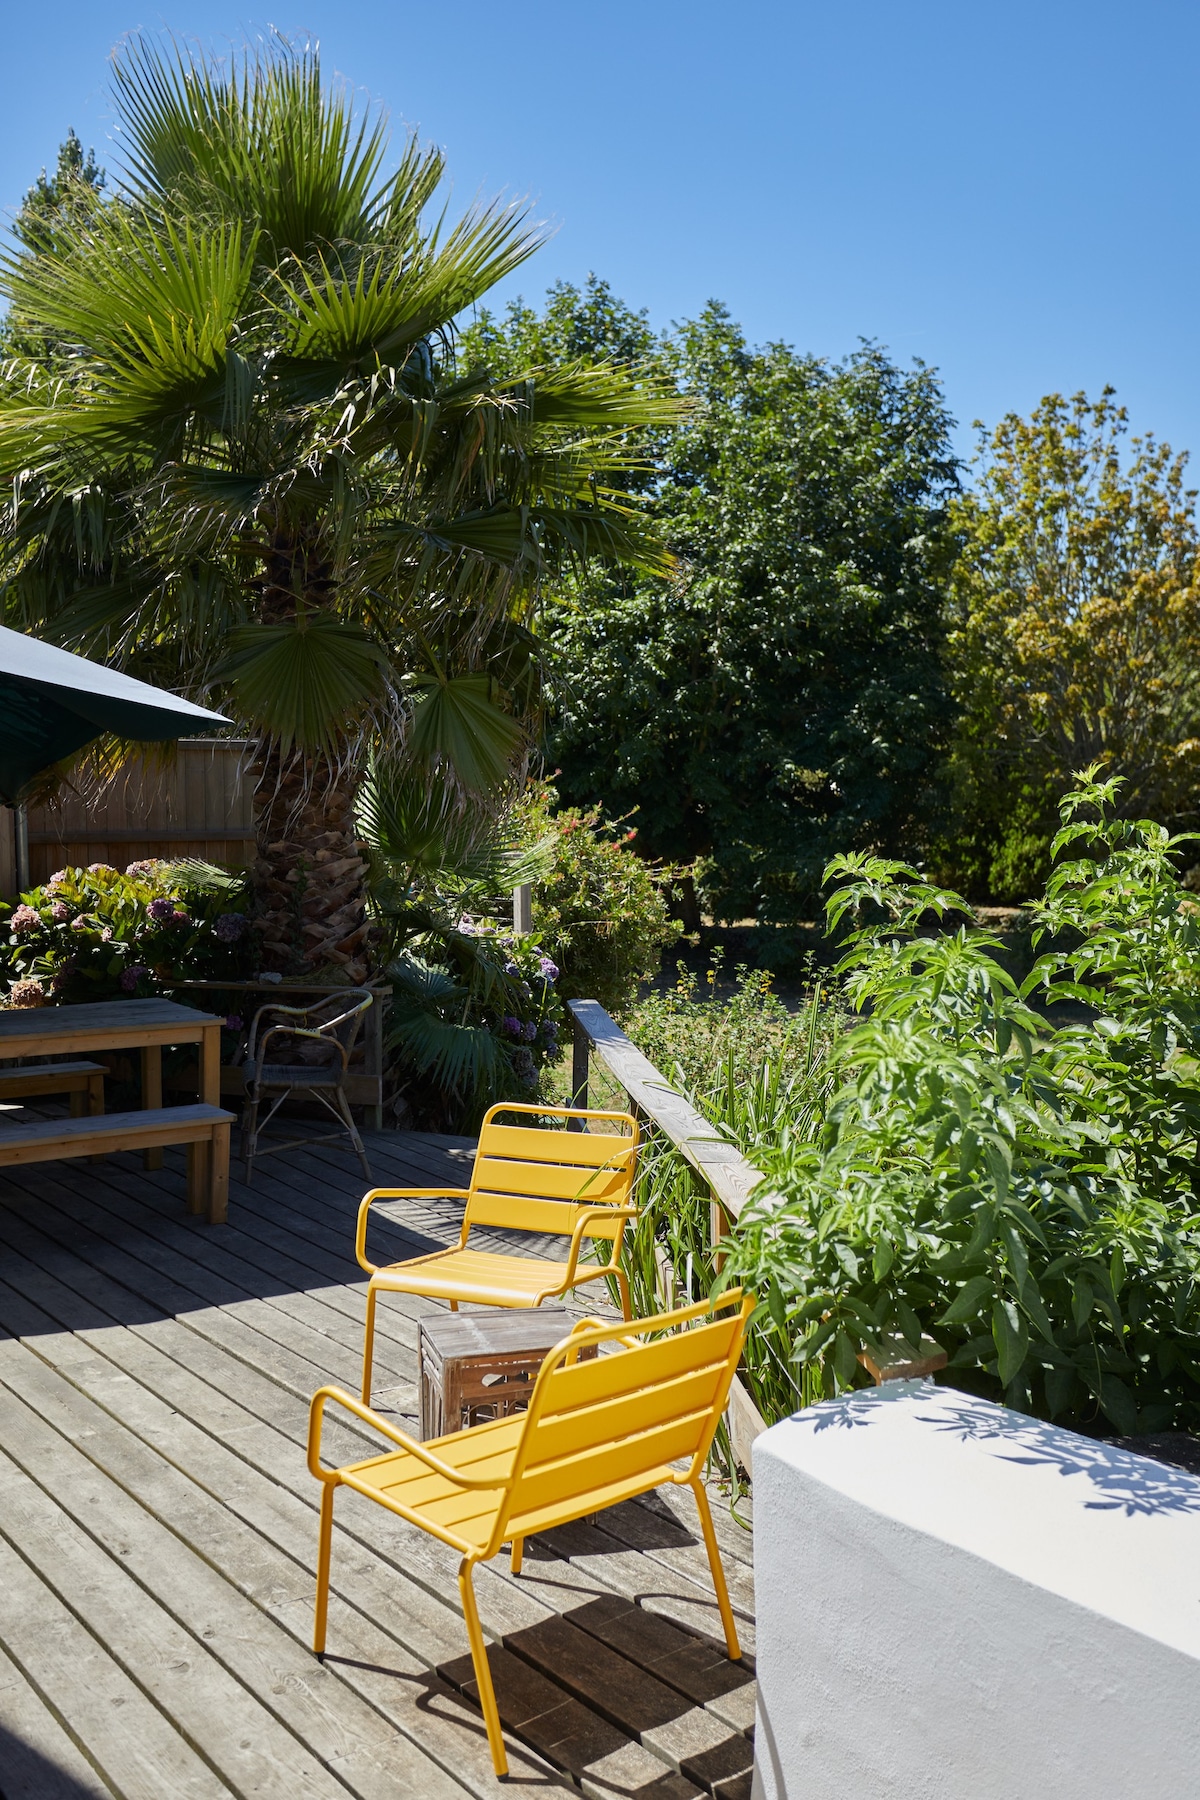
459 1559 508 1779
691 1476 741 1661
614 1266 632 1322
313 1482 335 1656
510 1537 523 1575
361 1284 379 1405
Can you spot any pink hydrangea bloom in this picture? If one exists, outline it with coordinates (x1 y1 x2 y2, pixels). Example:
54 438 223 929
87 863 116 875
10 905 40 934
7 978 45 1008
50 901 70 923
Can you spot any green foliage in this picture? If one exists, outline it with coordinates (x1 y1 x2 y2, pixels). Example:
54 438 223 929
1 859 253 1006
359 760 564 1129
515 784 676 1020
723 770 1200 1436
474 283 960 921
942 389 1200 901
0 41 682 816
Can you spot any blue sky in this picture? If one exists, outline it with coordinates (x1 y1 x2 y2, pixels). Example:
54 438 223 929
2 0 1196 466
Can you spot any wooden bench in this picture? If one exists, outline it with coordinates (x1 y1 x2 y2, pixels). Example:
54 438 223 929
0 1104 235 1224
0 1060 107 1117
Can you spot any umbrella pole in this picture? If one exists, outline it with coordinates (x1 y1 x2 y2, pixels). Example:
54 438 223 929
14 804 29 894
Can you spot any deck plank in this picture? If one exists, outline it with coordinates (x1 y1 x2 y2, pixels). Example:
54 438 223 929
0 1125 754 1797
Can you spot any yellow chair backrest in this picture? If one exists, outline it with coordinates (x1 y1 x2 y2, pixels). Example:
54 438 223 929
465 1102 640 1243
493 1290 752 1550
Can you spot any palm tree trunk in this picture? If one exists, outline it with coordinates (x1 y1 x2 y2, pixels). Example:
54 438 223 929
252 745 371 985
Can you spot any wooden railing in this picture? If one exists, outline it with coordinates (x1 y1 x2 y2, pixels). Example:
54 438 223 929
567 997 768 1473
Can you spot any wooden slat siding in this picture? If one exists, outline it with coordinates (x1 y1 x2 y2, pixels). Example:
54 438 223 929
567 1000 770 1474
8 738 255 893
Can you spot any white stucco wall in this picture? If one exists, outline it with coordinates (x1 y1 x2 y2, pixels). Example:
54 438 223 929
751 1381 1200 1799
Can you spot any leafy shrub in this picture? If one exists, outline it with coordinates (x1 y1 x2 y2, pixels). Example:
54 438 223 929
387 923 565 1131
517 785 676 1020
1 860 254 1006
723 770 1200 1436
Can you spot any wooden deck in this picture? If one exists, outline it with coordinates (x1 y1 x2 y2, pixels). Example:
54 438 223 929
0 1121 756 1800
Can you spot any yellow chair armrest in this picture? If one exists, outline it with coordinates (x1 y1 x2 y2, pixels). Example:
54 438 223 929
561 1205 638 1284
355 1186 471 1272
307 1385 505 1489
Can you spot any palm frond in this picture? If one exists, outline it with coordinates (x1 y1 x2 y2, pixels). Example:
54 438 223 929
212 616 389 752
405 673 525 795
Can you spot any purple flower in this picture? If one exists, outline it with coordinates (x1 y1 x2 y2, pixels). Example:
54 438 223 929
10 904 40 935
541 1018 559 1041
147 897 175 923
538 957 559 982
50 901 70 923
501 1015 522 1038
170 909 191 927
119 964 149 993
522 1018 538 1042
214 912 246 943
512 1047 536 1083
224 1014 244 1032
50 969 73 993
503 961 521 977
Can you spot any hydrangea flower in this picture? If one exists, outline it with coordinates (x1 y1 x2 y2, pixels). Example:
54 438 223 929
147 896 176 923
50 901 70 923
541 1017 559 1041
10 905 40 935
522 1019 538 1042
538 957 559 982
119 965 149 993
125 861 159 878
8 978 45 1008
46 870 68 888
70 914 91 932
50 970 74 993
99 926 114 943
214 912 246 943
512 1047 536 1083
225 1014 244 1032
87 863 116 875
501 1015 523 1038
170 909 191 927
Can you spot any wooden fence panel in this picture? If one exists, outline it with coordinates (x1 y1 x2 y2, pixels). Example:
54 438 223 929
0 740 255 895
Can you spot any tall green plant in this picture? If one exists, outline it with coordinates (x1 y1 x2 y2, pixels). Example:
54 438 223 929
723 771 1200 1435
0 37 682 982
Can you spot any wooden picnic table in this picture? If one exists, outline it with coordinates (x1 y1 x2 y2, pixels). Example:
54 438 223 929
0 998 225 1173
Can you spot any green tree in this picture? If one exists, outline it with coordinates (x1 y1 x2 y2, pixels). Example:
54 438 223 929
942 389 1200 901
0 39 679 980
15 128 105 254
504 294 960 922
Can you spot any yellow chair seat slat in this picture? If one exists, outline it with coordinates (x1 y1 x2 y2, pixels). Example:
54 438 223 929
369 1246 611 1307
471 1155 632 1205
475 1121 633 1167
308 1293 754 1780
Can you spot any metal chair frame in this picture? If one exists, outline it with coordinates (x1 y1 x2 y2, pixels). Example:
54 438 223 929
240 989 374 1184
308 1289 753 1779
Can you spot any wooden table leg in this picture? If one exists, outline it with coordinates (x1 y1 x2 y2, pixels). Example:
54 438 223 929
199 1023 221 1107
186 1141 206 1215
141 1045 163 1170
209 1121 230 1225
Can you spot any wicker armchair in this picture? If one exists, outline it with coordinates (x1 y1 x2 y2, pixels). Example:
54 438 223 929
239 990 374 1184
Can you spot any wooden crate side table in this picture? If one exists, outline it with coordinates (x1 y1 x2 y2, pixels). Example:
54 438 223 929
419 1307 594 1440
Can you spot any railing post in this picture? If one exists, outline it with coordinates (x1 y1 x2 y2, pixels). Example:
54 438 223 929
569 1011 589 1127
513 883 532 935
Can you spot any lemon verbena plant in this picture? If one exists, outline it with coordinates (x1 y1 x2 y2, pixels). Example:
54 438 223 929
723 770 1200 1436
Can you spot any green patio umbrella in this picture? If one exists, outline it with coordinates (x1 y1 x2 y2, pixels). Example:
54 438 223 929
0 624 229 806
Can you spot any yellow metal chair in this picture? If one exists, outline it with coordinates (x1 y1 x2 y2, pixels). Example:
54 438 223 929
308 1289 754 1780
355 1102 641 1404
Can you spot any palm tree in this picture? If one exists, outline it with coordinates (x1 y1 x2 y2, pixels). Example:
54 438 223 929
0 35 679 981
